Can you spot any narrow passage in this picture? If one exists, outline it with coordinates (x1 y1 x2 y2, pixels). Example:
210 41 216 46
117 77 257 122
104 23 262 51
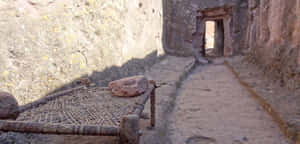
169 63 290 144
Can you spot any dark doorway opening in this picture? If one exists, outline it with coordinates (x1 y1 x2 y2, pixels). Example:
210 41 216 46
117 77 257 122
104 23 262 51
214 20 225 56
205 19 225 57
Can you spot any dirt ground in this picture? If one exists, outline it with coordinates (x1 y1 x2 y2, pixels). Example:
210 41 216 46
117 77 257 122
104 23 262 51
168 60 291 144
228 56 300 140
0 56 297 144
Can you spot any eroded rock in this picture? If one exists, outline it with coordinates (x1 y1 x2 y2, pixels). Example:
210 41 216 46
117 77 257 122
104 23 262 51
108 76 148 97
0 92 19 120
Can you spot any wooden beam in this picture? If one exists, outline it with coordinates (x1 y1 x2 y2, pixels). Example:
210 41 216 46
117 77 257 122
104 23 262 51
0 120 120 136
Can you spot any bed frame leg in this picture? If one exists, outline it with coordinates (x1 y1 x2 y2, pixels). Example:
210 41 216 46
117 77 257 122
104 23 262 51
150 88 156 128
120 115 140 144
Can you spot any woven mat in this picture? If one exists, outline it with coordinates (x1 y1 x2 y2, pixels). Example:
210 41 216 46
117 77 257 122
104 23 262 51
17 87 145 127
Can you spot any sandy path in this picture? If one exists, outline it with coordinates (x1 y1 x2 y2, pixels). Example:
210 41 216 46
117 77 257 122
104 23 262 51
168 64 290 144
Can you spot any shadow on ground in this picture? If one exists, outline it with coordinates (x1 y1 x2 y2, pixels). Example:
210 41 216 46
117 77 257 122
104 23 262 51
0 51 167 144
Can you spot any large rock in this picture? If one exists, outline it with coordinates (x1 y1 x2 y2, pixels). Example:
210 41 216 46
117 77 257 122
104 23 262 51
108 76 149 97
0 92 19 120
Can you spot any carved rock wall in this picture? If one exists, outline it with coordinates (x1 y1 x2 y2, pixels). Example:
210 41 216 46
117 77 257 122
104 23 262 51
164 0 248 56
0 0 164 104
246 0 300 89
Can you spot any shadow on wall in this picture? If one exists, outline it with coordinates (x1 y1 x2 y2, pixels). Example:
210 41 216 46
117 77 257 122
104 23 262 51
161 0 169 56
36 50 164 102
37 0 170 99
0 0 172 106
0 0 170 141
0 52 163 143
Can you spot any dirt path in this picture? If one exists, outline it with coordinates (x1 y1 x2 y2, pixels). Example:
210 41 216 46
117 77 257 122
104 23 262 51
168 63 291 144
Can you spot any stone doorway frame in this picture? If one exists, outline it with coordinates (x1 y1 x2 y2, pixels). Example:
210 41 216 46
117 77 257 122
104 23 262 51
198 6 233 56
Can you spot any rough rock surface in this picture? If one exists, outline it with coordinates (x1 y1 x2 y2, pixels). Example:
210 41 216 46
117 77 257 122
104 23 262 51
109 76 148 97
245 0 300 89
228 56 300 143
0 92 19 120
0 0 164 104
164 0 248 56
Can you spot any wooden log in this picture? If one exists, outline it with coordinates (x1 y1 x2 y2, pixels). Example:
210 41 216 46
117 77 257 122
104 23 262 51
0 120 119 136
150 88 156 128
120 115 140 144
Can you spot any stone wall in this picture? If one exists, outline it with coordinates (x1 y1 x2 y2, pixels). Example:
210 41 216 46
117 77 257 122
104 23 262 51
164 0 248 56
246 0 300 89
0 0 164 104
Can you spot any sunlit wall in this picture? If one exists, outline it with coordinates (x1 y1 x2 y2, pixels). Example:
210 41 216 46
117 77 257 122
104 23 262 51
0 0 164 104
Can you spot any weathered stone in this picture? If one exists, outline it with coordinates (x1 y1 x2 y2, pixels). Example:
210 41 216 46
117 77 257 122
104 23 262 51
0 0 163 105
164 0 248 56
0 92 19 120
108 76 148 97
245 0 300 89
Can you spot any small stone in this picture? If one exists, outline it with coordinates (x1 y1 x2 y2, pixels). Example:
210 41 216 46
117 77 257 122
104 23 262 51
75 78 91 87
0 92 19 120
108 75 148 97
242 136 248 141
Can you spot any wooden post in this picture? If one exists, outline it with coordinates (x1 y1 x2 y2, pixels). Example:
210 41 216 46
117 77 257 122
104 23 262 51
150 88 156 128
120 115 140 144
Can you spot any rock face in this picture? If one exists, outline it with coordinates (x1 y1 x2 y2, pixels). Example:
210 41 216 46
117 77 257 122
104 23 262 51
108 76 148 97
0 0 299 104
0 92 19 120
245 0 300 89
164 0 300 89
164 0 248 56
0 0 163 104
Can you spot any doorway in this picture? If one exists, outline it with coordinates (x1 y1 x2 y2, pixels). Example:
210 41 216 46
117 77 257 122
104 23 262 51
205 21 215 55
205 19 225 57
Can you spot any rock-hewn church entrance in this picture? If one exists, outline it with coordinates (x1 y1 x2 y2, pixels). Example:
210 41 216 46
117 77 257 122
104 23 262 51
197 7 233 57
204 20 225 57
